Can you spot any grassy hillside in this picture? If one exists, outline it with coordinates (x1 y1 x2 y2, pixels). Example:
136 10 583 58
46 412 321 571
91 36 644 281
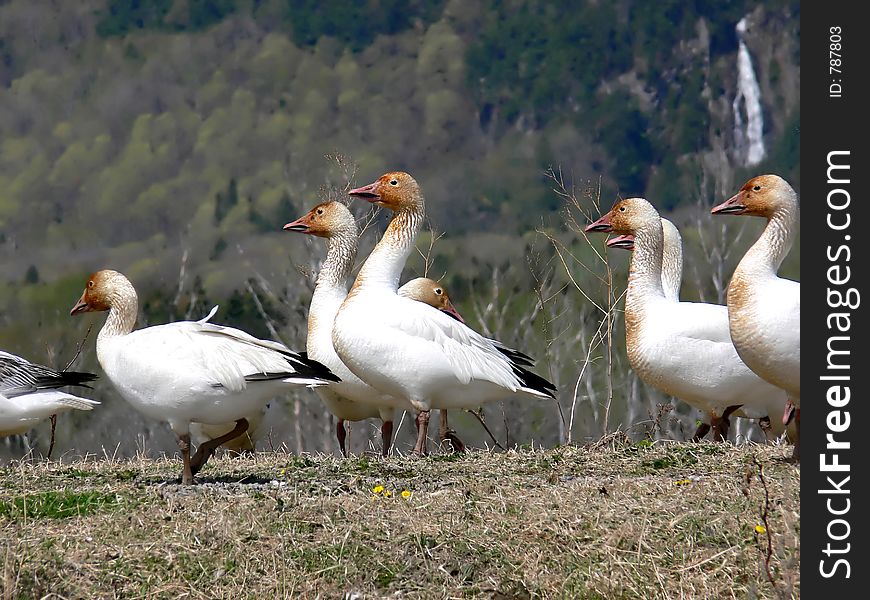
0 440 799 598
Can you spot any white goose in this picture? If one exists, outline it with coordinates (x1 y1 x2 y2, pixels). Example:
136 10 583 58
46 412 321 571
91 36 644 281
284 201 466 456
69 270 339 483
1 350 99 437
712 174 800 458
586 198 788 442
331 171 555 454
605 217 788 441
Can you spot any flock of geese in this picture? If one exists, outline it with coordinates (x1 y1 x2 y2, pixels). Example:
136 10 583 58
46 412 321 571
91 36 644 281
1 171 800 483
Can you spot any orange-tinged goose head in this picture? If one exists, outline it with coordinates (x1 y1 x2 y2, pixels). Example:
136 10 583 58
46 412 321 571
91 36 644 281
399 277 465 324
283 201 357 238
585 197 660 236
711 174 794 218
348 171 421 212
70 269 135 315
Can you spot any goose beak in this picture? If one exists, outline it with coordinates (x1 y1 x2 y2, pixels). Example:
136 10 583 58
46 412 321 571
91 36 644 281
348 181 381 203
69 292 92 316
441 299 465 324
283 216 310 233
585 211 613 233
711 191 747 215
606 234 635 250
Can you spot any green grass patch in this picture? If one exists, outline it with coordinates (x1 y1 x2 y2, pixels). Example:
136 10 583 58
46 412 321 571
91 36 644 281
0 490 125 521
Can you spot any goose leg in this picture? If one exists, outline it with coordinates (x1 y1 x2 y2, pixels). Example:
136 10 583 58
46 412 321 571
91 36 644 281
178 434 194 485
711 405 742 442
413 410 430 456
380 420 394 457
691 421 711 442
438 410 466 453
791 408 800 461
336 418 348 457
758 416 772 440
47 414 57 459
190 418 249 476
782 399 799 462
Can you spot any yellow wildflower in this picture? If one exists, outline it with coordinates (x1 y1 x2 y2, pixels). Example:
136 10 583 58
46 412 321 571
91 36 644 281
401 490 412 499
384 490 393 498
372 485 384 494
674 478 691 486
755 524 767 534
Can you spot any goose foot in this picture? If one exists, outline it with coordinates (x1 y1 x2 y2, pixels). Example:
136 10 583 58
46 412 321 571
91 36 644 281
438 410 465 453
691 422 711 442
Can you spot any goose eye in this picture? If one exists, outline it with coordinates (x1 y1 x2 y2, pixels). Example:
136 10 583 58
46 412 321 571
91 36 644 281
87 280 94 288
390 179 398 186
619 206 625 212
435 288 442 295
752 185 761 191
316 208 324 215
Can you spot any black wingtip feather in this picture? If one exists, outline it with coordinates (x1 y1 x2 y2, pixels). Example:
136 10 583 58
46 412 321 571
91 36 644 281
36 370 99 390
286 352 342 383
512 365 557 399
496 345 535 367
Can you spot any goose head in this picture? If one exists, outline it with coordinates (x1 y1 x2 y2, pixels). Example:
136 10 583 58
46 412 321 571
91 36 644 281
584 197 661 237
348 171 422 212
711 174 795 218
283 201 357 238
399 277 465 324
70 269 137 315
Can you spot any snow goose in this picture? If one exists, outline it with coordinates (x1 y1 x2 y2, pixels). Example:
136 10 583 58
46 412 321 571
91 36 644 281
712 174 800 458
397 277 466 452
285 202 467 455
1 350 99 437
605 217 787 441
69 270 339 484
331 171 556 455
586 198 788 442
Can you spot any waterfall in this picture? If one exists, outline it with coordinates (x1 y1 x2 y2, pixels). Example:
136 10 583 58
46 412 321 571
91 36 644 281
732 17 765 166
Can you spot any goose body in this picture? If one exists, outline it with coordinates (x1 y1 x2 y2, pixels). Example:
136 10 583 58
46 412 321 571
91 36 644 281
588 199 788 439
0 351 98 436
331 172 554 452
712 174 800 457
285 201 468 455
70 270 337 482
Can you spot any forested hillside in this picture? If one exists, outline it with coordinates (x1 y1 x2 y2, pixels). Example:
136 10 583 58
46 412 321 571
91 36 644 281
0 0 800 458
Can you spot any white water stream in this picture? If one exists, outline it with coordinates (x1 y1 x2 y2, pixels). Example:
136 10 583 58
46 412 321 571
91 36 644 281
732 17 765 166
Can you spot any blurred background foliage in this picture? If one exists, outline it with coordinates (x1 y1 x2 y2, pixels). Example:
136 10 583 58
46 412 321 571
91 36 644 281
0 0 799 458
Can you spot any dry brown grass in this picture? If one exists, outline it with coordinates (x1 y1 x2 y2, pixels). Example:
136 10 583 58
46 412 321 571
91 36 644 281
0 438 799 599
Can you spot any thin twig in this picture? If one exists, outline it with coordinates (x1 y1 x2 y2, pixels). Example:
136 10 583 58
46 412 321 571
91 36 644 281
63 324 93 372
468 409 505 451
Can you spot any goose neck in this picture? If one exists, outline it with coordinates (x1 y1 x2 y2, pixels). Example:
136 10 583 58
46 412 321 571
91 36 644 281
317 229 358 289
626 223 666 301
354 204 424 291
97 289 138 342
740 203 798 276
